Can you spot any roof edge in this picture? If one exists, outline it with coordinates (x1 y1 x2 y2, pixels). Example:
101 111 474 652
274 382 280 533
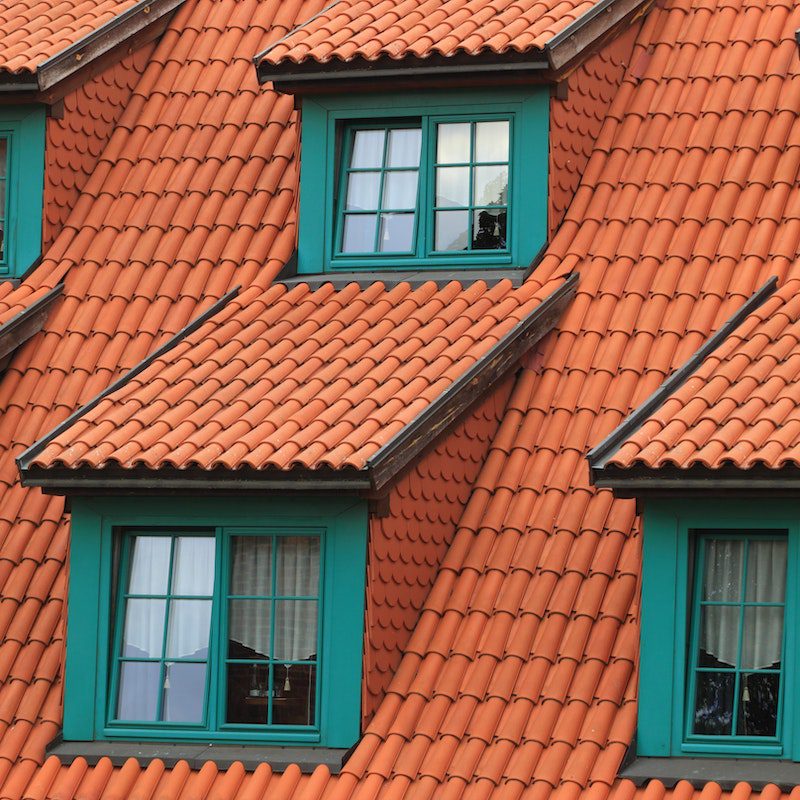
366 271 579 491
0 283 62 367
587 276 779 484
17 285 241 479
33 0 185 93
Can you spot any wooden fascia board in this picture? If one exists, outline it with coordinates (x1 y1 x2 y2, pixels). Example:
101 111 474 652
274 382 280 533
0 283 62 364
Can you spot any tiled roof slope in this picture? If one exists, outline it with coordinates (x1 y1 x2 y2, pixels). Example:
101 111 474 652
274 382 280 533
610 780 800 800
259 0 600 69
0 0 140 74
43 43 154 250
25 274 568 474
606 277 800 471
0 3 798 800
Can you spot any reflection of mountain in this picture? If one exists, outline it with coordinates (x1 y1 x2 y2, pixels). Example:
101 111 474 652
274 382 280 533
476 170 508 206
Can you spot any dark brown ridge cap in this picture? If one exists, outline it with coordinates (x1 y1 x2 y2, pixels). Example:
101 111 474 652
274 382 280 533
587 276 779 488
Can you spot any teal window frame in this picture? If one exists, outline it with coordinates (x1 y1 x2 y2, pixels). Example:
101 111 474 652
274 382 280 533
639 499 800 760
297 88 549 274
64 496 368 748
0 106 45 278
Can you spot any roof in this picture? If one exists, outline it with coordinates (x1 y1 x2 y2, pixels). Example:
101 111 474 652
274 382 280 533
590 275 800 482
19 274 575 489
255 0 651 82
0 0 182 90
0 0 796 798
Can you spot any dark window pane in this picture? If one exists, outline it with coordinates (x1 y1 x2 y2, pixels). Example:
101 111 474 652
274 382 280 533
228 599 271 659
163 662 207 723
226 662 269 724
693 671 735 735
273 663 316 726
737 672 780 736
230 536 271 596
472 209 506 250
117 661 160 721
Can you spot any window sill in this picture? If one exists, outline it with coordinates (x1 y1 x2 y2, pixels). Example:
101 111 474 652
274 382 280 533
47 738 352 773
621 756 800 791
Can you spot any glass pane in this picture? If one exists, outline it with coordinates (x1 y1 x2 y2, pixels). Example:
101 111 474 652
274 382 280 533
379 213 415 252
702 538 744 601
228 599 272 659
382 171 418 209
737 671 780 736
128 536 171 595
122 598 166 658
166 599 212 659
437 123 470 163
0 139 7 179
693 671 735 735
387 128 421 167
435 210 469 251
746 540 787 602
698 604 739 668
274 600 318 661
473 209 507 251
475 120 509 162
230 536 271 597
346 172 380 211
117 661 160 721
473 165 508 207
172 537 215 596
163 662 207 723
226 662 269 724
350 130 385 168
342 214 377 252
436 167 469 207
273 663 316 726
742 606 783 670
277 537 321 597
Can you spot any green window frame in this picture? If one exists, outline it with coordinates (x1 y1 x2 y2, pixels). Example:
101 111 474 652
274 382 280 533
0 106 45 278
64 496 367 748
297 88 548 274
639 499 800 760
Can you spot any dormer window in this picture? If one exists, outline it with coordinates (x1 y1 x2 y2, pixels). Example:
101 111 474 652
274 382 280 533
296 89 548 275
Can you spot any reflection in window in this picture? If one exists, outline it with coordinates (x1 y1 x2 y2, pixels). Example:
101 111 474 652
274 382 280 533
340 126 422 254
689 534 787 738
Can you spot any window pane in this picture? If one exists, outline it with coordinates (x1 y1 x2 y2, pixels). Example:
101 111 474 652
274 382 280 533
387 128 421 167
346 172 380 211
277 537 320 597
473 209 506 250
230 536 271 596
226 662 269 724
229 599 271 659
435 210 469 251
351 130 385 168
693 671 735 735
273 663 316 726
0 139 7 179
475 120 509 162
382 171 418 209
163 662 206 723
746 540 787 602
128 536 171 595
437 123 470 163
698 604 739 667
702 538 744 601
436 167 469 207
122 598 166 658
737 672 780 736
742 606 783 671
379 213 415 252
342 214 377 252
473 165 508 207
274 600 317 661
117 661 160 721
166 599 212 659
172 537 215 596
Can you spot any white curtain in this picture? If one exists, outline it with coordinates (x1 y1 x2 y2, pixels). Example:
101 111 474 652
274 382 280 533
229 536 319 661
701 539 786 670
